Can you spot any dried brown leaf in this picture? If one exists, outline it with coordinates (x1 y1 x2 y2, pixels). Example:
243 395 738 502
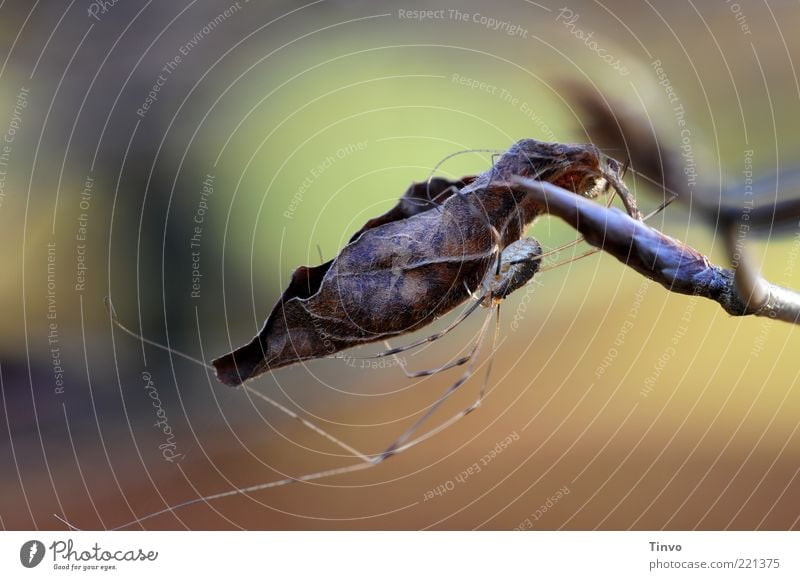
213 140 624 386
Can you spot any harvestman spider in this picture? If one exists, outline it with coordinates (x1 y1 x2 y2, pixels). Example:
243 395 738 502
59 144 679 530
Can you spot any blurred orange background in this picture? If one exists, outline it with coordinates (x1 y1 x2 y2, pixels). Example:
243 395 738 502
1 0 798 530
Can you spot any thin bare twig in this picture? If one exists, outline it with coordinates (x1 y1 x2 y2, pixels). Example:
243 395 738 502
512 177 800 324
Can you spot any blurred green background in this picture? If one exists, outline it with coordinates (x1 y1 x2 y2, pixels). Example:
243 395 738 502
1 0 799 530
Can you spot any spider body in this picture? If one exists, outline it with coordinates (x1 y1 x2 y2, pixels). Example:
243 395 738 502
98 139 646 530
482 237 543 303
212 139 634 387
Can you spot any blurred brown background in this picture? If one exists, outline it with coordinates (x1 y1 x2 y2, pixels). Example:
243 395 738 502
1 0 799 530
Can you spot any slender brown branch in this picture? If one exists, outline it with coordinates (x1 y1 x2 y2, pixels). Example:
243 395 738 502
512 177 800 324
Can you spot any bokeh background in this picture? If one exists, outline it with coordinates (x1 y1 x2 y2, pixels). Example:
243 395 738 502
1 0 799 530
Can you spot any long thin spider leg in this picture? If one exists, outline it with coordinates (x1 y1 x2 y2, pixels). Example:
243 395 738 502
536 192 678 273
561 188 620 254
477 304 502 403
378 300 497 460
103 298 372 464
377 257 502 383
514 175 800 324
471 174 644 280
479 173 667 277
104 297 212 371
385 308 484 379
86 190 530 532
420 146 503 210
425 184 458 213
328 296 486 362
618 158 630 180
624 166 684 202
540 248 602 272
604 168 642 220
89 305 503 531
461 187 504 275
603 180 619 208
478 177 614 270
329 231 503 366
388 342 471 379
522 167 636 264
86 459 380 531
329 229 504 365
425 147 504 197
450 179 509 276
532 237 592 262
403 182 460 213
240 384 370 463
482 162 621 254
88 294 496 531
376 302 503 458
645 194 679 220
